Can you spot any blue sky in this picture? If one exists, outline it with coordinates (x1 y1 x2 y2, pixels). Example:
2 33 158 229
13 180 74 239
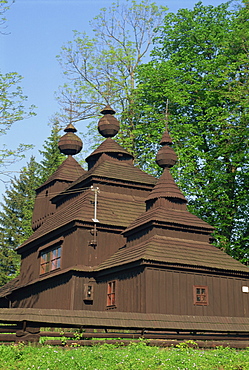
0 0 227 198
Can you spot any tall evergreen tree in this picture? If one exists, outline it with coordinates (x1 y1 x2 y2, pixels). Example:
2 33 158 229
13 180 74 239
0 156 40 285
0 233 20 286
38 119 65 183
0 122 65 286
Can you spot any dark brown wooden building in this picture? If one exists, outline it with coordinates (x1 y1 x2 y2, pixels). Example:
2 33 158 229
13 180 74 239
1 106 249 326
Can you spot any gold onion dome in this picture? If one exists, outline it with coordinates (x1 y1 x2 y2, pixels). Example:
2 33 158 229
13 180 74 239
156 130 177 168
58 123 83 156
98 105 120 138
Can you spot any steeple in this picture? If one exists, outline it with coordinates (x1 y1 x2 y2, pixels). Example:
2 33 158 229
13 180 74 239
146 127 187 208
86 105 134 170
32 122 85 230
123 123 213 240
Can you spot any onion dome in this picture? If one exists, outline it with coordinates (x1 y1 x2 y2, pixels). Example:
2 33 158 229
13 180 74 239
147 128 187 204
58 123 83 156
156 130 177 168
98 105 120 138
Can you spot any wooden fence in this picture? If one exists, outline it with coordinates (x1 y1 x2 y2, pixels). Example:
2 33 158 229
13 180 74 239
1 321 249 348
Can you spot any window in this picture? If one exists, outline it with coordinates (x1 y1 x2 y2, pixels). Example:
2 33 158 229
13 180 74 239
193 286 208 305
84 283 94 301
107 281 116 307
40 245 61 274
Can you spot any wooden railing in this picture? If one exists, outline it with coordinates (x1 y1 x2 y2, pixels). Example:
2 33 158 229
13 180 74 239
1 321 249 348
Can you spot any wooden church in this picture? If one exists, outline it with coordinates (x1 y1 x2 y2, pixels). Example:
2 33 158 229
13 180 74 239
0 106 249 331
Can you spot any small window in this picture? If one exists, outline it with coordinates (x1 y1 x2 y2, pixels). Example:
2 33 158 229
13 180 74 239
84 283 94 301
40 245 61 275
193 286 208 305
107 281 116 307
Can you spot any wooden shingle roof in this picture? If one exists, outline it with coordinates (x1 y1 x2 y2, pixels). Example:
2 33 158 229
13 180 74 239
96 235 249 275
51 158 156 204
146 169 187 202
123 205 213 235
1 308 249 333
0 277 20 298
66 159 156 190
37 156 85 190
18 188 147 250
86 137 133 160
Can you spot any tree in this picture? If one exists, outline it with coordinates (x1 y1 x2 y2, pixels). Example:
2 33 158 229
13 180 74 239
0 1 36 181
0 233 19 286
38 119 65 183
0 0 11 34
135 1 249 262
56 0 166 155
0 123 65 286
0 156 39 285
0 71 36 180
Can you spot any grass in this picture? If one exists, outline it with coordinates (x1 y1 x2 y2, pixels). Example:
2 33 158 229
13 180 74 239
0 341 249 369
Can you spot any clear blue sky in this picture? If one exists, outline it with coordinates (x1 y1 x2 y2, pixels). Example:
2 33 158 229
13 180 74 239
0 0 227 198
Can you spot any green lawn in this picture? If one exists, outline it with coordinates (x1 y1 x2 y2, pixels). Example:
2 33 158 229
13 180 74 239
1 341 249 369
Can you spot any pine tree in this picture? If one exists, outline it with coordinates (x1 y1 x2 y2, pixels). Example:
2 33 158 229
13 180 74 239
38 120 65 183
0 122 65 286
0 156 40 285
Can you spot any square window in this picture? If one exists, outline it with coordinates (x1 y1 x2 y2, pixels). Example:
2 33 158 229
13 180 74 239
193 285 208 306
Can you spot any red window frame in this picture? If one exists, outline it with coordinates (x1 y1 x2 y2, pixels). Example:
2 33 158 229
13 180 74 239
193 285 208 305
107 281 116 307
40 245 61 275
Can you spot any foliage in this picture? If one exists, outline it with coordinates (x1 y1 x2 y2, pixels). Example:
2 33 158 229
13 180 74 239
1 343 249 369
0 72 35 136
0 0 13 34
56 0 167 155
0 123 64 286
38 119 64 183
0 1 36 181
0 70 36 182
0 156 39 285
136 1 249 262
0 143 34 182
56 0 248 264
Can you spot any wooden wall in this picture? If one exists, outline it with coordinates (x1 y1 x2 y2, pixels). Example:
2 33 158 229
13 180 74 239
71 266 249 316
72 268 146 312
32 181 71 230
10 265 249 317
11 273 74 309
64 227 125 268
145 267 249 317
